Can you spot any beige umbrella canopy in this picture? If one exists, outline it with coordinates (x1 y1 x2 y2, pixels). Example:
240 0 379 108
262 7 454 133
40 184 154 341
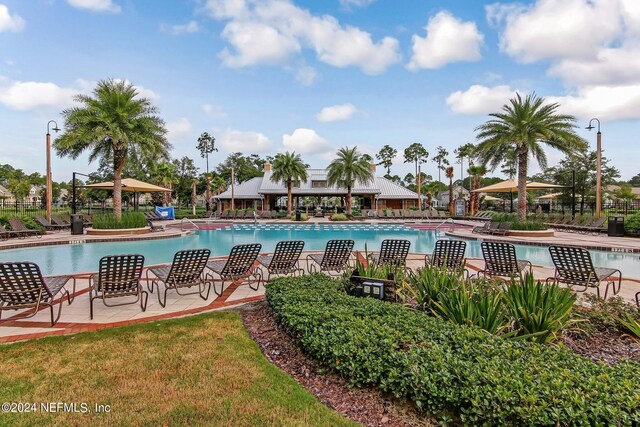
85 178 172 192
482 195 504 201
473 179 563 193
536 192 563 200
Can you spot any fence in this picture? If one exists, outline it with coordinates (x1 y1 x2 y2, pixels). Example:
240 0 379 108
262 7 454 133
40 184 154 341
487 200 640 216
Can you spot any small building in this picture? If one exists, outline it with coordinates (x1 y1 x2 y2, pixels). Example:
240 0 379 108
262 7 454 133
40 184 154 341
606 185 640 203
436 186 469 206
213 163 420 211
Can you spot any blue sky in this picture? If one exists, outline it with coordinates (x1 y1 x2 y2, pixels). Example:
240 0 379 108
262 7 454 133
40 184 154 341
1 0 639 182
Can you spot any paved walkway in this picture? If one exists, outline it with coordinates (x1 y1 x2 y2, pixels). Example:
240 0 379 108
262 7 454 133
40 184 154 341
1 250 639 344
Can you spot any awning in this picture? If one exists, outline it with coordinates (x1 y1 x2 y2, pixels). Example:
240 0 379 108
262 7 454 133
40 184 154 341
473 179 563 193
536 192 563 200
85 178 172 192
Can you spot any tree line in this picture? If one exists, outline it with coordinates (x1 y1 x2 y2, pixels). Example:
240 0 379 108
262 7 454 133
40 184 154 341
48 79 634 221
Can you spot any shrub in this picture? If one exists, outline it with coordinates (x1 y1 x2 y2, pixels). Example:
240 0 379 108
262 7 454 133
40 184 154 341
503 272 578 343
624 213 640 236
575 294 640 336
330 213 348 221
289 212 309 221
92 212 147 229
266 275 640 425
490 213 547 230
275 211 288 219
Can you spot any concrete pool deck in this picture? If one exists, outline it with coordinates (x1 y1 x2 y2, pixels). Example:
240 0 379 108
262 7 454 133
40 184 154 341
1 250 639 344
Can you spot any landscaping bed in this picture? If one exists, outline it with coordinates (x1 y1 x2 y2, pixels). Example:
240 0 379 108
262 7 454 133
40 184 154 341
265 274 640 426
240 301 433 427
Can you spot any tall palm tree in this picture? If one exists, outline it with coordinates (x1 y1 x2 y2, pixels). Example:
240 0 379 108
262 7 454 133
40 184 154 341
270 151 308 215
422 181 441 210
154 161 178 206
445 166 455 216
467 165 487 216
327 147 374 215
475 93 586 221
54 79 169 218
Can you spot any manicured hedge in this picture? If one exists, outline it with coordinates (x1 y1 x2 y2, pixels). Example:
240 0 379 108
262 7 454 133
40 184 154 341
266 275 640 426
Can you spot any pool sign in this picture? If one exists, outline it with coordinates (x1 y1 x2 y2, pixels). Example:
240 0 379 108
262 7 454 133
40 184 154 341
455 199 466 217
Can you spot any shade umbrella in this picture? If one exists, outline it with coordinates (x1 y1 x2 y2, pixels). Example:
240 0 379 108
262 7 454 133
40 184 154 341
536 192 563 200
85 178 171 192
482 195 503 201
472 179 563 193
85 178 172 212
473 179 564 213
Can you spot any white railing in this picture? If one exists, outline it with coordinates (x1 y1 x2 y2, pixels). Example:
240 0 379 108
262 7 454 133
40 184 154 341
434 218 456 234
181 218 200 231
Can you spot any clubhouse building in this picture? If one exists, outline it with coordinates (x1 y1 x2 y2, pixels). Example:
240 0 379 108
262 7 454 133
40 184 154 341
214 163 420 211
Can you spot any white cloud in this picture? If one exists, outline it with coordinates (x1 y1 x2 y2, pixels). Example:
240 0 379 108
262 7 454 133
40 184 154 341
0 79 78 110
408 11 483 70
205 0 400 74
294 65 317 86
219 129 271 152
0 77 160 111
447 82 640 122
166 118 192 142
219 21 301 67
0 4 25 32
202 104 227 118
163 20 202 35
339 0 377 9
282 128 330 154
487 0 623 63
446 84 517 115
66 0 121 13
316 103 357 122
548 46 640 87
549 85 640 121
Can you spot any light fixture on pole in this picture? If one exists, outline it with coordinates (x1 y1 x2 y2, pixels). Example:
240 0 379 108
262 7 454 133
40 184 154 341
586 118 602 218
46 120 61 222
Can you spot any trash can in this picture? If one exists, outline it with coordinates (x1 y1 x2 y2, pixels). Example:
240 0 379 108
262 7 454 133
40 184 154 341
295 209 301 221
607 216 624 237
71 214 84 235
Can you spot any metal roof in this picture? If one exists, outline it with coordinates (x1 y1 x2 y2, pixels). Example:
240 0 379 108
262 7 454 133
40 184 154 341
214 169 419 200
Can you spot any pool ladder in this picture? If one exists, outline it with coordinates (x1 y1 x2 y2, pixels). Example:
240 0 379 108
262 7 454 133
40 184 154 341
181 218 200 231
435 218 456 235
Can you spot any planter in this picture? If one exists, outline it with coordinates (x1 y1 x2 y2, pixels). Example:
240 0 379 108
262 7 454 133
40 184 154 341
507 229 554 238
86 227 151 236
350 271 397 302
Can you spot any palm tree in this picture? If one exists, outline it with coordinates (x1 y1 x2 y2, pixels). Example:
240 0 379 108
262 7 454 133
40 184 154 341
54 79 169 218
445 166 455 216
422 181 441 210
154 161 178 206
467 165 487 216
327 147 374 215
475 93 586 221
270 152 308 215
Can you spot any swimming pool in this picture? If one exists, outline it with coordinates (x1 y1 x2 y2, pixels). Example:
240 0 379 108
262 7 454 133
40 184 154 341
0 224 637 276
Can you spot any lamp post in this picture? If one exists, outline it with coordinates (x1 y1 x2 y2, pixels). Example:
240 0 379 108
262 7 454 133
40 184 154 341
46 120 61 222
586 118 602 218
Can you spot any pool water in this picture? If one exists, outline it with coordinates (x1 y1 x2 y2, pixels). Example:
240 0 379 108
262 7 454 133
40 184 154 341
0 224 638 276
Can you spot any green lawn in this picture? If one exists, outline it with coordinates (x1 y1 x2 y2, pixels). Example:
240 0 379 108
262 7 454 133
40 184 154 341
0 311 359 427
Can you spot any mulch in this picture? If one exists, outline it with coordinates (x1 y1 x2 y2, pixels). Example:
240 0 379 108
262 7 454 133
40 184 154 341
238 301 434 427
560 330 640 365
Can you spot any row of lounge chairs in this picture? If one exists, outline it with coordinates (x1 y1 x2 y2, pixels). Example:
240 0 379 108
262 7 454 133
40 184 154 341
361 209 451 220
472 221 511 236
0 218 45 240
0 238 630 326
545 214 607 234
34 213 93 231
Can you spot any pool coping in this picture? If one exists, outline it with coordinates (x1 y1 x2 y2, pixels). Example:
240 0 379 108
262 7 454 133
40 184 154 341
446 231 640 254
